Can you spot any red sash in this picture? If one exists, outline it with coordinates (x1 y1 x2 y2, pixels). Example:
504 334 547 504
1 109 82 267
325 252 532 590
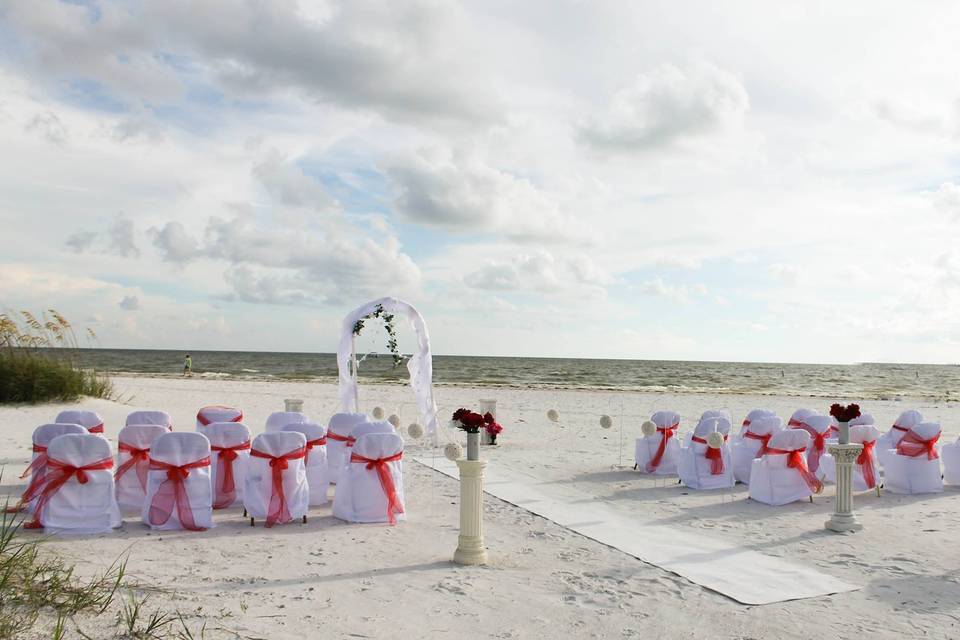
249 447 307 527
792 423 827 473
896 430 940 460
197 406 243 426
304 437 327 465
767 447 822 494
743 430 773 457
787 418 803 427
327 431 356 448
691 436 725 474
645 424 678 473
87 423 105 434
23 456 114 529
856 440 877 489
12 445 51 512
147 456 211 531
115 443 151 491
350 451 404 524
210 441 252 509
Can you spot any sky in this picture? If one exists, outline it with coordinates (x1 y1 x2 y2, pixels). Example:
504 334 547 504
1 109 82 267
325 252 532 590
2 1 960 364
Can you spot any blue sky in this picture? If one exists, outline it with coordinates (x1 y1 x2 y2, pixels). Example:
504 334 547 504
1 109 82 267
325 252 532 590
3 1 960 363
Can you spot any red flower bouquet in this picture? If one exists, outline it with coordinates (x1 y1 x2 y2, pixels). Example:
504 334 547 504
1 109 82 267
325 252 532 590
452 408 487 433
483 412 503 442
829 403 861 423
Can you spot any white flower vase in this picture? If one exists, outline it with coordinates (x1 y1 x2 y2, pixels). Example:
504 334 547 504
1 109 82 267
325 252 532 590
467 431 480 461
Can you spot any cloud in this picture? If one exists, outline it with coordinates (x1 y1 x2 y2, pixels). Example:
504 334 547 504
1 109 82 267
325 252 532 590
768 263 800 285
149 221 199 264
118 295 139 311
25 111 68 144
463 249 610 298
64 231 98 253
578 62 749 152
253 156 337 210
387 148 596 243
107 214 140 258
637 277 708 304
933 182 960 220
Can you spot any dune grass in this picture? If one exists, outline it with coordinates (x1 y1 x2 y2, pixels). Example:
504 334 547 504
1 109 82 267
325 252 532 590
0 310 113 403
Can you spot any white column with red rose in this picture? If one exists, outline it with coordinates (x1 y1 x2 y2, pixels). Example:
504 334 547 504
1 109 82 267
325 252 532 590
826 404 864 533
451 408 489 565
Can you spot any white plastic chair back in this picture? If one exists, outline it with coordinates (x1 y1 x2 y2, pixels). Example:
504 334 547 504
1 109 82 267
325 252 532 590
877 409 924 456
244 431 309 525
206 422 252 509
635 411 681 475
738 408 776 437
54 410 105 435
196 405 243 430
142 432 213 530
282 422 329 506
731 416 782 484
265 411 308 433
126 410 173 430
748 429 820 505
942 435 960 486
678 418 734 490
38 434 120 533
883 422 943 495
326 412 369 483
819 425 881 491
115 424 169 511
333 432 405 524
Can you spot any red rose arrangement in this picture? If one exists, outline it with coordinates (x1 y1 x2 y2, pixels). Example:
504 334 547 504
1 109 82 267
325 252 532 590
483 412 503 437
452 408 504 437
829 403 861 423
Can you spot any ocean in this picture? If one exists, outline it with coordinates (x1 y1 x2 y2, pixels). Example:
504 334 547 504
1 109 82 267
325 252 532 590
63 348 960 401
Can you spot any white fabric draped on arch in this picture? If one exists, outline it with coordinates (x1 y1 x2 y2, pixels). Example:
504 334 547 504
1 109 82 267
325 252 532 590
337 297 440 443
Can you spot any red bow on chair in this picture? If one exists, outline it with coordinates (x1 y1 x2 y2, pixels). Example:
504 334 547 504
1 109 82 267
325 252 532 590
197 406 243 426
210 441 251 509
857 440 877 489
896 430 940 460
304 437 327 465
114 443 151 491
792 423 827 473
767 447 823 494
646 423 678 473
249 447 306 527
349 451 404 525
147 456 211 531
23 456 114 529
743 430 773 458
691 436 725 475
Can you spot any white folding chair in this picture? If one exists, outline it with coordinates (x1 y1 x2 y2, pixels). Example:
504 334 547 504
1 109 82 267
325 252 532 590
882 422 943 495
325 412 369 483
244 431 309 527
333 432 405 524
54 409 105 435
282 422 330 506
635 411 681 476
196 405 243 430
206 422 252 509
264 411 308 433
143 432 213 531
18 423 88 513
877 409 924 466
731 415 782 484
126 410 173 430
819 425 881 494
791 414 832 478
748 429 822 506
25 433 120 534
678 418 734 490
115 424 169 511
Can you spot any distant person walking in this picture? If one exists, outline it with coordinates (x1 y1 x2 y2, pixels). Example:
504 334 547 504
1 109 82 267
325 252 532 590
183 354 193 377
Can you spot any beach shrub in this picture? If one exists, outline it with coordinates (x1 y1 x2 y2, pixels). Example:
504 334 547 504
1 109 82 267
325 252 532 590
0 310 112 403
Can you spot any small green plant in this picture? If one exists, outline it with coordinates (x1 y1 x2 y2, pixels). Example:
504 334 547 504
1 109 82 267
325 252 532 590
0 309 113 403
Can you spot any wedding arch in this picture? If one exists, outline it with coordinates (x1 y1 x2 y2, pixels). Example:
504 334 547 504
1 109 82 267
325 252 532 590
337 297 440 443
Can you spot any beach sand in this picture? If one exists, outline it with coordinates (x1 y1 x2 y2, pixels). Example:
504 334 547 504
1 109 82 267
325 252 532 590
2 376 960 639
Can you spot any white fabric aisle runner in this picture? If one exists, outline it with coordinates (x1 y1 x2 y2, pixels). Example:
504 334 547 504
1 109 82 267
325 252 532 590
416 456 857 605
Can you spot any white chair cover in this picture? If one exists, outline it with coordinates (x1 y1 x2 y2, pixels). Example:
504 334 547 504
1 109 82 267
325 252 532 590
126 410 173 430
115 424 169 512
942 436 960 486
748 429 821 506
678 418 734 490
333 432 405 524
326 412 369 483
206 422 252 509
684 412 731 447
635 411 681 476
282 422 329 506
737 408 777 438
265 411 308 433
787 408 818 428
142 432 213 531
244 431 309 526
20 423 88 513
819 425 881 491
877 409 924 465
792 414 832 477
54 409 105 435
849 413 875 426
196 405 243 430
882 422 943 495
731 415 783 484
35 433 120 534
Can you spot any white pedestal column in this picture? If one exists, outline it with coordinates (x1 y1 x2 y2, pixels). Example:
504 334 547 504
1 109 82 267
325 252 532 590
453 458 488 565
479 399 497 445
825 443 864 533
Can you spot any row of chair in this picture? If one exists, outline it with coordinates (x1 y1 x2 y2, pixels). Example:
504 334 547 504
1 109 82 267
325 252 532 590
635 408 957 505
13 406 406 534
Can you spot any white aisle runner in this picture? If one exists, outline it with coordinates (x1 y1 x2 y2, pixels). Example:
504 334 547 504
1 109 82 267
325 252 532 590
416 456 857 605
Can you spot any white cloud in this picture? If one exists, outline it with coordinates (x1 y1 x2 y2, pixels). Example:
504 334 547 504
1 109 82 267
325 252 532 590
253 155 338 210
118 295 139 311
149 221 199 264
25 111 68 144
768 263 800 285
637 277 708 304
463 249 611 298
107 214 140 258
933 182 960 220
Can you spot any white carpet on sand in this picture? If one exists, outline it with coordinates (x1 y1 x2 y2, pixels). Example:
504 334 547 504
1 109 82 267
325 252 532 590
416 456 857 605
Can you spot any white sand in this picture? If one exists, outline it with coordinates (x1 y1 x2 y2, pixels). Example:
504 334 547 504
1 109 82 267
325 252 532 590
3 376 960 639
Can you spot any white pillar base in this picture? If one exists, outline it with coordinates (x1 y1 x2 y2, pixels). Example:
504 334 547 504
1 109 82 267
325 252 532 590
825 443 864 534
453 459 488 566
825 511 863 533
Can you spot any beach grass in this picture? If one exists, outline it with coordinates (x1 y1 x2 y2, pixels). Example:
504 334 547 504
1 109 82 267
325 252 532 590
0 310 113 403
